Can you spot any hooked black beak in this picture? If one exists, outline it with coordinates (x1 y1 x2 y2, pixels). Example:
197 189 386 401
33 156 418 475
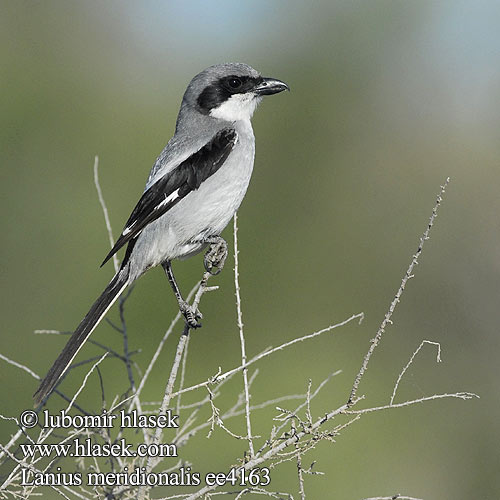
254 77 290 96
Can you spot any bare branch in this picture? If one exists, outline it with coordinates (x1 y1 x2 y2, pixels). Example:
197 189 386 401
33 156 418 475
172 313 363 398
184 401 353 499
349 177 450 404
129 283 197 413
67 352 109 412
292 420 306 500
2 176 477 500
346 391 479 414
176 334 191 418
0 353 39 380
93 155 119 274
391 340 442 405
362 496 423 500
138 269 223 499
233 213 255 457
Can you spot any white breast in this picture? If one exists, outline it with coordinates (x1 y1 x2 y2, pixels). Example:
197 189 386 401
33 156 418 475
127 120 255 279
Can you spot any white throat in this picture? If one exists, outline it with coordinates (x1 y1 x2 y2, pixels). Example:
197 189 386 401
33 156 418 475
210 93 262 122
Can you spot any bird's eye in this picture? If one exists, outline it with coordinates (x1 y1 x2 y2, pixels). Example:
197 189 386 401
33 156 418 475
227 77 242 89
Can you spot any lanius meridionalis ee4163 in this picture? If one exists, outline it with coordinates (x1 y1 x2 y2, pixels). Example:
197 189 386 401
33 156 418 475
34 63 289 405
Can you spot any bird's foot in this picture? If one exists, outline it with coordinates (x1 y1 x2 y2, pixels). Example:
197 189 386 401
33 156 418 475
179 300 203 329
204 237 228 275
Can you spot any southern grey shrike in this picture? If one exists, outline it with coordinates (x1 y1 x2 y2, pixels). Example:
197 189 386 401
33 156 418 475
34 63 288 405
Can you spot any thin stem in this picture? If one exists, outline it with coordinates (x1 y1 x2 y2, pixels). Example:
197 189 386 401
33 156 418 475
137 270 219 500
172 312 363 399
93 155 119 274
233 214 254 457
348 177 450 404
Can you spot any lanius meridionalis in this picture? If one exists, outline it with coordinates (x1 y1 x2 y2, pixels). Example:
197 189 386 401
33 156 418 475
34 63 288 405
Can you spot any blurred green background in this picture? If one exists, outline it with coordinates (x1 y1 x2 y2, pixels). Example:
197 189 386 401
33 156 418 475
1 1 499 498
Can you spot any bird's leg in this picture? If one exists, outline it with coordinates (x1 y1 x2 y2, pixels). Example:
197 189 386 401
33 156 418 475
162 261 202 329
202 236 228 275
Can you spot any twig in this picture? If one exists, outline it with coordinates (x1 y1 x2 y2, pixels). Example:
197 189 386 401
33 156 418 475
233 213 255 457
184 401 353 499
130 284 198 413
1 355 109 493
206 387 248 440
34 330 134 364
185 383 473 499
362 496 423 500
172 313 363 398
292 420 306 500
49 353 109 437
139 335 187 499
176 334 191 418
348 177 450 404
94 157 138 410
346 391 479 414
0 444 74 499
2 176 478 500
274 371 341 437
305 379 312 426
93 155 119 274
138 270 220 500
0 353 39 380
391 340 441 405
174 391 307 447
118 287 136 394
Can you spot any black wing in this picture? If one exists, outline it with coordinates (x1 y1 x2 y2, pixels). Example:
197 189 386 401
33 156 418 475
101 128 237 267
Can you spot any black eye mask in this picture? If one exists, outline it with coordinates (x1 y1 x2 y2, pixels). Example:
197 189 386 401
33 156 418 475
197 75 264 114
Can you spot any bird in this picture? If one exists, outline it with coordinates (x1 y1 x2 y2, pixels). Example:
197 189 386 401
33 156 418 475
33 63 289 405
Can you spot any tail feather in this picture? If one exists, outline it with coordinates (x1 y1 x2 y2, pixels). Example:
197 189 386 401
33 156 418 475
33 269 129 406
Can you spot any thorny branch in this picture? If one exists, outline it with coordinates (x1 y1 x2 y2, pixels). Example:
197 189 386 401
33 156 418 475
362 496 423 500
138 263 223 500
233 213 255 457
0 173 479 500
94 155 119 274
348 177 450 405
169 312 364 399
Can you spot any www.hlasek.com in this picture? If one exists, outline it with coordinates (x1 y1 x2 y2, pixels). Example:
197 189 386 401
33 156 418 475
18 409 271 488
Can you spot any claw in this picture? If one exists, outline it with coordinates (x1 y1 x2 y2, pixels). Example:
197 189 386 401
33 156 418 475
179 301 203 329
204 237 228 275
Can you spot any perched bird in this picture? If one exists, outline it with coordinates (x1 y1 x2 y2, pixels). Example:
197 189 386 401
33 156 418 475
33 63 289 405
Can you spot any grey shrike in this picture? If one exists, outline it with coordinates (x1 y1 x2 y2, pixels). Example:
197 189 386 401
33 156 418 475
34 63 288 405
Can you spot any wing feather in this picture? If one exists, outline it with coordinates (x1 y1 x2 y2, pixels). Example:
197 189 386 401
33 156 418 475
101 128 237 267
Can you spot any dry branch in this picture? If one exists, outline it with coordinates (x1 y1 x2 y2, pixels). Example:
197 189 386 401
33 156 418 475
0 172 478 500
349 177 450 404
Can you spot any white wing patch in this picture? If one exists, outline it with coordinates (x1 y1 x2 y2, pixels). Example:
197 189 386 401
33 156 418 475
156 188 180 211
122 221 136 236
121 189 179 236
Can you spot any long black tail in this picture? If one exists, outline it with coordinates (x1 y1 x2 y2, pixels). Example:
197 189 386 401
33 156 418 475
33 268 129 406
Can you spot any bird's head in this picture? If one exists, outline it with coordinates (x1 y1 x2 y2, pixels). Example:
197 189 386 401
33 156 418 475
181 63 289 124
